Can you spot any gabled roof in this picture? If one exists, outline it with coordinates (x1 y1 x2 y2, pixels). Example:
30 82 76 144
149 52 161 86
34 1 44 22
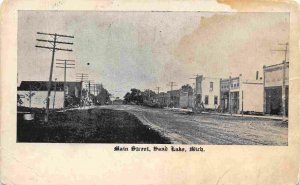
17 81 81 91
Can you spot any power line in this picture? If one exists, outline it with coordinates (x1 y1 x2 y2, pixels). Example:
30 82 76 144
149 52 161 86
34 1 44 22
155 86 160 94
167 82 177 107
55 59 75 110
76 73 88 81
167 82 177 91
76 73 89 107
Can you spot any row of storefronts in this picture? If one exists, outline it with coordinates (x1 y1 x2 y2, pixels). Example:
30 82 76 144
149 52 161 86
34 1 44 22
157 61 289 116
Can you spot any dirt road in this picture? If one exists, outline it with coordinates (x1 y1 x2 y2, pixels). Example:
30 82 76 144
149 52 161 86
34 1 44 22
97 105 288 145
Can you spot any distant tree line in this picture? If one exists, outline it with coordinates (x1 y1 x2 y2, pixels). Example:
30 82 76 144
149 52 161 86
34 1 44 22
124 88 153 105
123 84 193 108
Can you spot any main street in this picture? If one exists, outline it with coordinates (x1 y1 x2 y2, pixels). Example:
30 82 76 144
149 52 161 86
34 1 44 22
96 105 288 145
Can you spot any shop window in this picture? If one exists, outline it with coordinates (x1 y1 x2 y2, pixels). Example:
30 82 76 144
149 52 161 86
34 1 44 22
205 96 209 105
65 86 69 95
214 96 218 105
210 82 213 91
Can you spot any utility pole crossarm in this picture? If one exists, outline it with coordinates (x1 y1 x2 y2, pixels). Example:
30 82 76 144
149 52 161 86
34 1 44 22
55 48 73 52
37 32 74 38
35 45 54 50
56 59 75 62
56 66 75 68
35 45 73 52
37 39 73 45
56 63 75 65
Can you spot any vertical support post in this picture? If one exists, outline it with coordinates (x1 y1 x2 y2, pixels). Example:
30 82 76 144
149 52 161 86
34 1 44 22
88 81 91 106
229 76 232 116
29 85 32 108
89 81 91 97
282 43 288 120
241 91 244 117
53 79 57 109
282 62 286 118
94 85 96 105
219 80 222 112
80 74 83 107
263 66 266 115
187 91 189 108
64 60 67 110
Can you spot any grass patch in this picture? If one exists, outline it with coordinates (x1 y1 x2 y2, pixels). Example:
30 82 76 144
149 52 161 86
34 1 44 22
17 109 170 143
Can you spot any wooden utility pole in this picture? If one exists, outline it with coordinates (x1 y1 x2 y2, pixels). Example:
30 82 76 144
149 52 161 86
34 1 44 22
53 78 57 109
86 83 96 104
56 59 75 110
272 42 289 120
189 77 197 108
76 73 88 107
229 76 232 116
241 90 244 117
155 87 160 103
89 81 91 96
76 73 88 82
35 32 74 123
155 87 160 95
167 82 177 107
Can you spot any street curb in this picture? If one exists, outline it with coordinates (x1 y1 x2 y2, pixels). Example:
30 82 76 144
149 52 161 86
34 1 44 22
201 112 285 121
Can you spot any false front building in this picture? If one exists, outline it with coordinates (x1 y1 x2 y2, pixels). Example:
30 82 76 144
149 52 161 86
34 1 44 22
179 89 193 109
220 74 264 114
263 62 289 116
195 75 220 110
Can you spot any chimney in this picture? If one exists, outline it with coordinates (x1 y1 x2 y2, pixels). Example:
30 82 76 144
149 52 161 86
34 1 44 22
256 71 259 80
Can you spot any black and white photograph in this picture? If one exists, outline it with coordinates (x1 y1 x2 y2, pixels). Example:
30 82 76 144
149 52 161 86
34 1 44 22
17 11 289 145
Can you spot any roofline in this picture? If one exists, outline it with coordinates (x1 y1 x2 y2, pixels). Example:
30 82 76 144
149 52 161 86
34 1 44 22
242 82 263 85
20 80 82 83
263 62 289 69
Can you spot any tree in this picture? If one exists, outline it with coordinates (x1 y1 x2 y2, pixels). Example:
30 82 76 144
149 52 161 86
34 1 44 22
181 84 193 93
17 94 23 106
124 92 131 103
123 88 143 104
96 88 111 105
142 89 156 101
25 91 35 108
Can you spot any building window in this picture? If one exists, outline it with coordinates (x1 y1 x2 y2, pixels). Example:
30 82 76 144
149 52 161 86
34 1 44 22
75 86 79 97
205 96 209 105
65 86 69 95
210 82 213 91
214 96 218 105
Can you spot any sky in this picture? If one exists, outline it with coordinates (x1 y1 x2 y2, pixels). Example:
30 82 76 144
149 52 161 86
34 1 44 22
18 11 289 99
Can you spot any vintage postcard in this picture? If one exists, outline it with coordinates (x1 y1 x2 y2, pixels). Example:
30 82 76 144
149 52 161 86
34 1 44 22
1 0 300 185
16 11 289 145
